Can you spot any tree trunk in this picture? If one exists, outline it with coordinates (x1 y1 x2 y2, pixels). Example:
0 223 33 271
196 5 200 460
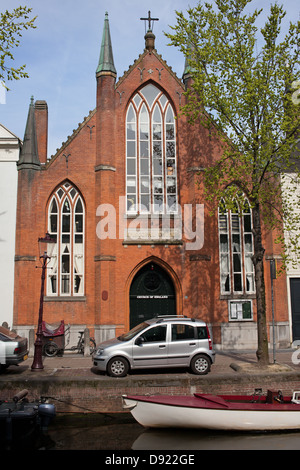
252 202 269 365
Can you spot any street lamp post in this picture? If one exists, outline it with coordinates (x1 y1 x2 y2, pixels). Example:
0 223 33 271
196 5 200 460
31 233 56 371
270 259 277 364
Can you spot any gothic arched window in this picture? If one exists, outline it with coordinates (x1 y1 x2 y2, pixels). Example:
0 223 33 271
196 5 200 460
218 198 255 295
126 83 177 214
47 182 85 296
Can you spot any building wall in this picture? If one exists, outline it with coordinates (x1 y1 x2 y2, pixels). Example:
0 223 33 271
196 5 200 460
13 32 291 350
0 125 20 327
281 171 300 344
14 111 97 334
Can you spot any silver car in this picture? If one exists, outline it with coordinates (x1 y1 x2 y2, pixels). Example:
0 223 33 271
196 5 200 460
0 326 28 372
93 316 215 377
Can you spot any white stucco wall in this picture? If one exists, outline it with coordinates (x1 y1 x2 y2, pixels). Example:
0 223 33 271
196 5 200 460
0 124 20 327
281 171 300 343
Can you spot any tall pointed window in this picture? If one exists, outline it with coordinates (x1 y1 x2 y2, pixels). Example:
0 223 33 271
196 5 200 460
218 198 255 295
126 83 177 214
47 182 85 296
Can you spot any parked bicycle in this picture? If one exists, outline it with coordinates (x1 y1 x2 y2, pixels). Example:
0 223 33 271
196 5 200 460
65 329 96 355
42 321 96 357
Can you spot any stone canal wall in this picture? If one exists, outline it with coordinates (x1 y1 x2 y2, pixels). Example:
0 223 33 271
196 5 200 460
1 372 300 414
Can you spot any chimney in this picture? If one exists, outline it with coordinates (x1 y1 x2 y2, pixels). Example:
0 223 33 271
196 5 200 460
34 100 48 164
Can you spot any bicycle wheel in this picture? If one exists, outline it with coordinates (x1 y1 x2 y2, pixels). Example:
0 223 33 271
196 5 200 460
80 338 96 354
43 342 59 357
89 338 96 355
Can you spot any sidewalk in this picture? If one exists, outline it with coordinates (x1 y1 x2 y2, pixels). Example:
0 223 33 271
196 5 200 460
46 349 299 375
215 349 299 374
1 348 299 379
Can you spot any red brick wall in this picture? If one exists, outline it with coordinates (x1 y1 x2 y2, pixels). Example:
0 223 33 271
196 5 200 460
13 47 289 346
1 374 299 413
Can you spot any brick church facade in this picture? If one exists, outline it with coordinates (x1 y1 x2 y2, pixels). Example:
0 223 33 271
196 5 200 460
13 13 291 350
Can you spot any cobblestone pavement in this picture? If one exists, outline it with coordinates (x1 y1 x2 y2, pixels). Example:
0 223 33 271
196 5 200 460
1 349 299 379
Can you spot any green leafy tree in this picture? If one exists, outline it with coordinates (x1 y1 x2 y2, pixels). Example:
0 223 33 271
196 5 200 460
167 0 300 364
0 6 36 87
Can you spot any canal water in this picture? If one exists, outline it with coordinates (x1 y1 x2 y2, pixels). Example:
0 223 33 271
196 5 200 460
38 413 300 451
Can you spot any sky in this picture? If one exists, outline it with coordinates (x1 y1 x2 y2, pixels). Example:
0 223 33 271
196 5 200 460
1 0 299 158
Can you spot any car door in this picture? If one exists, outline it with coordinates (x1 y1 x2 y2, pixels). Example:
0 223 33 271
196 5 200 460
132 324 168 368
168 323 198 366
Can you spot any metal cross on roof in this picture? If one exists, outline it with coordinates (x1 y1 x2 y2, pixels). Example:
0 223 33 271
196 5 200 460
140 11 159 32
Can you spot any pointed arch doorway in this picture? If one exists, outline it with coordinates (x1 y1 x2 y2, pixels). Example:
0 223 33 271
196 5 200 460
129 262 176 329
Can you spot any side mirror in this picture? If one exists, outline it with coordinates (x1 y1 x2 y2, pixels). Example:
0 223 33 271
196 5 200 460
135 336 144 346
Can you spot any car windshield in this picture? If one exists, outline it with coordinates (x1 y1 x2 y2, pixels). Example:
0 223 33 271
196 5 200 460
118 322 149 341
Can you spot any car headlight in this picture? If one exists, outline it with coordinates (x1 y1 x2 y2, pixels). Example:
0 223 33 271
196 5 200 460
95 348 104 356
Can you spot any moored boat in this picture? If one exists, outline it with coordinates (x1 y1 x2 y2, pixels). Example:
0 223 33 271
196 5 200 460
0 389 56 447
122 390 300 431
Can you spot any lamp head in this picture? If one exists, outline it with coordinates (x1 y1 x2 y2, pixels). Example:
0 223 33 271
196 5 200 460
38 232 56 259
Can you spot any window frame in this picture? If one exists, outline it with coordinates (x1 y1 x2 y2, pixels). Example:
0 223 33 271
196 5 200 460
218 198 255 297
126 84 178 215
47 182 85 297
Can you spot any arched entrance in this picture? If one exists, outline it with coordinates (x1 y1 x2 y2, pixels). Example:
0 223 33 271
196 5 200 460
129 262 176 328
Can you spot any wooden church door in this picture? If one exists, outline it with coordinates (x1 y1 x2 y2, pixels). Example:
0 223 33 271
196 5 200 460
129 262 176 329
291 278 300 342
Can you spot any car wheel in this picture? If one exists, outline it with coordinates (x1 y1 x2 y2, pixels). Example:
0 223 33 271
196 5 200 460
107 356 129 377
190 354 211 375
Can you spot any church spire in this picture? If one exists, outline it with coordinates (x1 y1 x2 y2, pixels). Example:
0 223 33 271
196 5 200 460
96 12 116 76
183 55 195 78
17 96 40 171
182 24 197 82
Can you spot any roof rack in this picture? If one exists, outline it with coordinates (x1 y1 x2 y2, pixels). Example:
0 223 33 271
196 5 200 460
155 315 187 318
155 315 196 323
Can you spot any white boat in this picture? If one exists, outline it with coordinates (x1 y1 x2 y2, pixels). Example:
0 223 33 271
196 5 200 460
122 390 300 431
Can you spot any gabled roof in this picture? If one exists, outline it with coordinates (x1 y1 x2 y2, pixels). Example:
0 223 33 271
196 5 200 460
116 13 184 90
0 123 20 141
46 108 96 167
116 48 185 91
46 14 185 167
